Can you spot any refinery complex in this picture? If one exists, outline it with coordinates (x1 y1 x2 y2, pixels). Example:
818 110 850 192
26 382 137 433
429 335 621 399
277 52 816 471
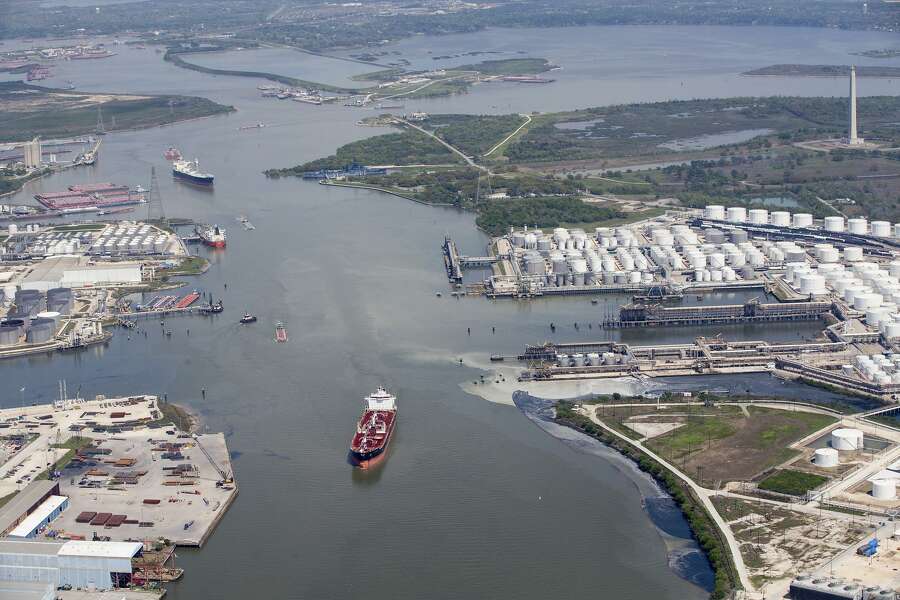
0 219 201 359
454 205 900 399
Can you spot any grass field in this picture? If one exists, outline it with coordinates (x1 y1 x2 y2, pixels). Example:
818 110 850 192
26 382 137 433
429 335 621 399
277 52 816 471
617 405 839 485
0 82 233 141
758 469 829 496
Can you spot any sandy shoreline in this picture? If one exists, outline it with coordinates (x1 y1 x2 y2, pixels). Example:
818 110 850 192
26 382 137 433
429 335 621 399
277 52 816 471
457 352 653 405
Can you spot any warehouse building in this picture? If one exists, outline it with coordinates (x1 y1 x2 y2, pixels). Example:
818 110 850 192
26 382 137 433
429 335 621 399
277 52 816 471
0 482 59 537
20 256 142 292
0 580 55 600
7 496 68 539
0 539 142 590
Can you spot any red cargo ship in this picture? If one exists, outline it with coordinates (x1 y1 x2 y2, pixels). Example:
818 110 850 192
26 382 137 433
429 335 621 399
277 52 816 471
349 387 397 469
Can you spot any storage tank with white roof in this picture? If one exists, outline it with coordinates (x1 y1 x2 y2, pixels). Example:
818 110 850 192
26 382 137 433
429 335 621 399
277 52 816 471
770 211 791 227
872 479 896 500
831 428 864 451
813 448 838 468
824 216 844 232
792 213 813 228
848 218 868 235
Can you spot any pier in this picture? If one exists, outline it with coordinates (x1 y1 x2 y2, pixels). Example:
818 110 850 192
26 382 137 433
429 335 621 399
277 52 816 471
602 299 833 328
442 235 464 284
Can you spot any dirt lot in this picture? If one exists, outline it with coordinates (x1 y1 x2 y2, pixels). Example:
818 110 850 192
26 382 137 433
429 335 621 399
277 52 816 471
712 496 871 589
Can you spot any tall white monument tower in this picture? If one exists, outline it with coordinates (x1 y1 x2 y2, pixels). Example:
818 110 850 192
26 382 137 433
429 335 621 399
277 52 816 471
847 65 864 146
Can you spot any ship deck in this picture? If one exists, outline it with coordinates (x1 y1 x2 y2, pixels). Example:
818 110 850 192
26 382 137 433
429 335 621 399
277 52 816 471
351 409 396 453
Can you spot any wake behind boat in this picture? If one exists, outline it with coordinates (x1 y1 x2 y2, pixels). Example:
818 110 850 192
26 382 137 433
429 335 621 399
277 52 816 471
349 387 398 469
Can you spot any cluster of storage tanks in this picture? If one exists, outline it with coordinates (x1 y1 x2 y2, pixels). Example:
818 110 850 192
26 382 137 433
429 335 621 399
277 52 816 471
704 204 900 239
848 354 900 385
779 256 900 338
646 223 772 283
791 574 897 600
514 227 659 287
0 287 73 346
3 225 93 257
556 352 626 367
88 223 170 256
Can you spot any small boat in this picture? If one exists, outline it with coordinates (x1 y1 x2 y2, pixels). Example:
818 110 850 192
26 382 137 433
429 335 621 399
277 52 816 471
275 322 288 343
240 313 257 324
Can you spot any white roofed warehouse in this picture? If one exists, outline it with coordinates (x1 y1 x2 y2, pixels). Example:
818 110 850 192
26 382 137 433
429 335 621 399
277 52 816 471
0 539 142 591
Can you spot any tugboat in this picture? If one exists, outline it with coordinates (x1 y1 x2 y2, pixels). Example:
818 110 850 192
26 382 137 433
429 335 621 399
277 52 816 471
349 387 398 469
164 147 182 161
199 300 223 315
240 313 257 324
275 322 288 342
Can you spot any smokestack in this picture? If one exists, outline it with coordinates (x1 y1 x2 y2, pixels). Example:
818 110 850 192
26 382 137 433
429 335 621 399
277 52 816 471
849 65 858 144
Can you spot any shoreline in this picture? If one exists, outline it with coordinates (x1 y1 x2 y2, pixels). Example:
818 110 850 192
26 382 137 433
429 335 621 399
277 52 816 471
554 403 743 600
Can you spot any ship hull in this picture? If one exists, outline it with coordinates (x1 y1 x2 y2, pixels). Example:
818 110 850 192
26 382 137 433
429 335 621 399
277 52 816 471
201 239 226 248
173 169 214 186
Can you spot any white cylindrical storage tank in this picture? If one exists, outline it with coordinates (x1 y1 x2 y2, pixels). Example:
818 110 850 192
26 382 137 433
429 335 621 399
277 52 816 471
800 274 826 295
894 223 900 239
813 448 839 468
709 253 725 268
556 354 569 367
571 354 585 367
818 247 840 264
792 213 813 228
872 479 896 500
824 216 845 232
844 246 864 262
704 205 725 220
726 206 746 223
831 428 864 451
770 211 790 227
7 223 17 235
710 269 723 282
586 353 601 366
748 209 768 224
848 218 868 235
884 322 900 339
872 221 891 237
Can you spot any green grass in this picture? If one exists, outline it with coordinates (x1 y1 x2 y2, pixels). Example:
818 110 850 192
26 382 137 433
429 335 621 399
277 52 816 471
165 256 208 276
51 436 93 451
421 114 528 157
647 415 737 460
758 469 828 496
475 196 623 235
0 491 18 509
267 129 461 175
454 58 553 76
37 436 94 480
751 407 835 445
0 82 233 141
158 402 194 432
